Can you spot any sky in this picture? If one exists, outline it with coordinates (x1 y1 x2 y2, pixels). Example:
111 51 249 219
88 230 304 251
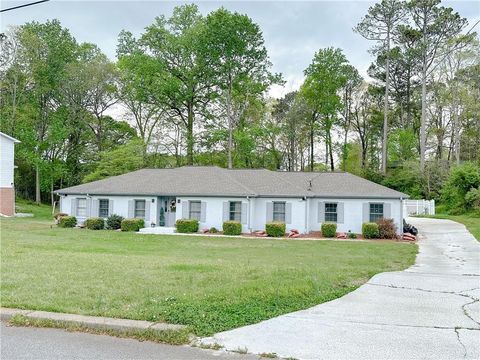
1 0 479 98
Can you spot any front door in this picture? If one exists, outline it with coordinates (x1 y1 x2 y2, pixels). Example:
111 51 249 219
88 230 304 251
158 197 176 226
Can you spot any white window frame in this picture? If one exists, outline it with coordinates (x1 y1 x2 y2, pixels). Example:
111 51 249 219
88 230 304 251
325 203 338 222
229 201 242 222
189 201 201 221
134 200 146 219
77 198 87 217
369 203 384 222
99 199 109 218
273 201 286 222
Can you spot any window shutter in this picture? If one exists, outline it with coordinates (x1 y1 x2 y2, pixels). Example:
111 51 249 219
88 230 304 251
182 201 188 219
266 202 273 222
200 201 207 222
318 201 325 222
71 198 77 216
223 202 229 221
91 199 99 217
128 200 134 218
363 203 370 223
384 203 391 219
337 202 344 224
241 203 248 224
285 202 292 224
145 201 151 221
86 198 92 217
108 200 114 216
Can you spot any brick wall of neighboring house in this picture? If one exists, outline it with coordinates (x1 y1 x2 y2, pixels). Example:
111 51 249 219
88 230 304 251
0 187 15 216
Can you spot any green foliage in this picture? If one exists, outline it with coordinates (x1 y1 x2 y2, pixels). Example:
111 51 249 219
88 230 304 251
376 218 397 239
175 219 199 233
362 222 379 239
121 218 145 232
209 227 219 234
265 222 286 237
441 163 480 213
58 216 77 228
84 139 144 183
347 231 357 239
85 217 105 230
465 187 480 211
222 221 242 236
106 214 124 230
321 222 337 238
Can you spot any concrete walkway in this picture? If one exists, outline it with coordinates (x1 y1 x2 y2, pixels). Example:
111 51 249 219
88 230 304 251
202 218 480 359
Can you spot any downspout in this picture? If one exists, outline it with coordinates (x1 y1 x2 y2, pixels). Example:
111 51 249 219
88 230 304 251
399 197 404 235
304 197 309 234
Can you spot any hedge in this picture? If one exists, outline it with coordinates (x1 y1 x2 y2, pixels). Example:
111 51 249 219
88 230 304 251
265 222 286 237
321 222 337 237
85 217 105 230
176 219 199 233
362 222 380 239
106 214 124 230
58 216 77 228
121 218 145 232
223 221 242 235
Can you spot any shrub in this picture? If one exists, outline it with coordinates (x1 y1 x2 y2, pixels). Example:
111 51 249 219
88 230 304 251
58 216 77 228
321 222 337 238
376 218 397 239
362 222 380 239
121 218 145 232
223 221 242 235
265 222 286 237
106 214 124 230
85 217 105 230
176 219 199 233
209 227 219 234
441 162 480 213
347 231 357 239
465 186 480 211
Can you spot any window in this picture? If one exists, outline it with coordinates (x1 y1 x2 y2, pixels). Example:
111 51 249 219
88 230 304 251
325 203 338 222
189 201 201 221
77 198 87 217
370 203 384 222
229 201 242 222
134 200 146 218
273 201 286 222
99 199 109 218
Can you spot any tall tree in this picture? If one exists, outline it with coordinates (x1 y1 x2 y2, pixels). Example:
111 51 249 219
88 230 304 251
405 0 469 170
301 47 351 171
355 0 407 173
203 8 279 168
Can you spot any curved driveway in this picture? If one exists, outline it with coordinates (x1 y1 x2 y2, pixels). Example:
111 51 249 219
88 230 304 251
203 218 480 359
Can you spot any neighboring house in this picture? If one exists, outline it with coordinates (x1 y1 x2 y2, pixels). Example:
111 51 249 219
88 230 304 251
0 132 20 216
55 166 408 235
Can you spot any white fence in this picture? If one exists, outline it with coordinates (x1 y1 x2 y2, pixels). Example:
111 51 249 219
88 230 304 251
403 199 435 216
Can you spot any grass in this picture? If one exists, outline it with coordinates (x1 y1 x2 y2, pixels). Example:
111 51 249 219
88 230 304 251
1 200 417 336
416 213 480 241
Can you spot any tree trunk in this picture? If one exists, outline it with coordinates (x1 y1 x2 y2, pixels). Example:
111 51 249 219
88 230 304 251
382 33 390 174
35 163 41 204
328 130 334 171
309 115 315 172
453 103 460 164
186 104 194 165
226 88 233 169
420 65 427 171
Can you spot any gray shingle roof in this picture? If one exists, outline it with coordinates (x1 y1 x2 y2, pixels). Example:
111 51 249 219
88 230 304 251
56 166 408 199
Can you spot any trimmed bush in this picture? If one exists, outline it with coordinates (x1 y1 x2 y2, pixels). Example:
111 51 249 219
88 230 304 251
223 221 242 235
265 222 286 237
321 222 337 238
209 227 219 234
376 218 397 239
106 214 124 230
176 219 199 233
85 217 105 230
58 216 77 228
362 222 380 239
121 218 145 232
347 231 357 239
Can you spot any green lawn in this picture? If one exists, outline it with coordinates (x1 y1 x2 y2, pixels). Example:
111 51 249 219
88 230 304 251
418 213 480 241
1 201 417 336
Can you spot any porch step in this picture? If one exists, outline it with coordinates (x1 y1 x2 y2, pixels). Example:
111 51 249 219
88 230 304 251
139 227 176 235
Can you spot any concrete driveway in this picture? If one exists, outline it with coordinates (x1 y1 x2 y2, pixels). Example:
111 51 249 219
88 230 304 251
202 218 480 359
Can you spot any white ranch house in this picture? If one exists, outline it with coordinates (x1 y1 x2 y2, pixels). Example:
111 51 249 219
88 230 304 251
55 166 408 235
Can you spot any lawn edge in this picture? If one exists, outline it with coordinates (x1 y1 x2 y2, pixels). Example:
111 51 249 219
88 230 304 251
1 308 192 345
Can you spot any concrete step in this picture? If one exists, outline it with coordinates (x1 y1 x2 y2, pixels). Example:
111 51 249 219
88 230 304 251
139 227 176 234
